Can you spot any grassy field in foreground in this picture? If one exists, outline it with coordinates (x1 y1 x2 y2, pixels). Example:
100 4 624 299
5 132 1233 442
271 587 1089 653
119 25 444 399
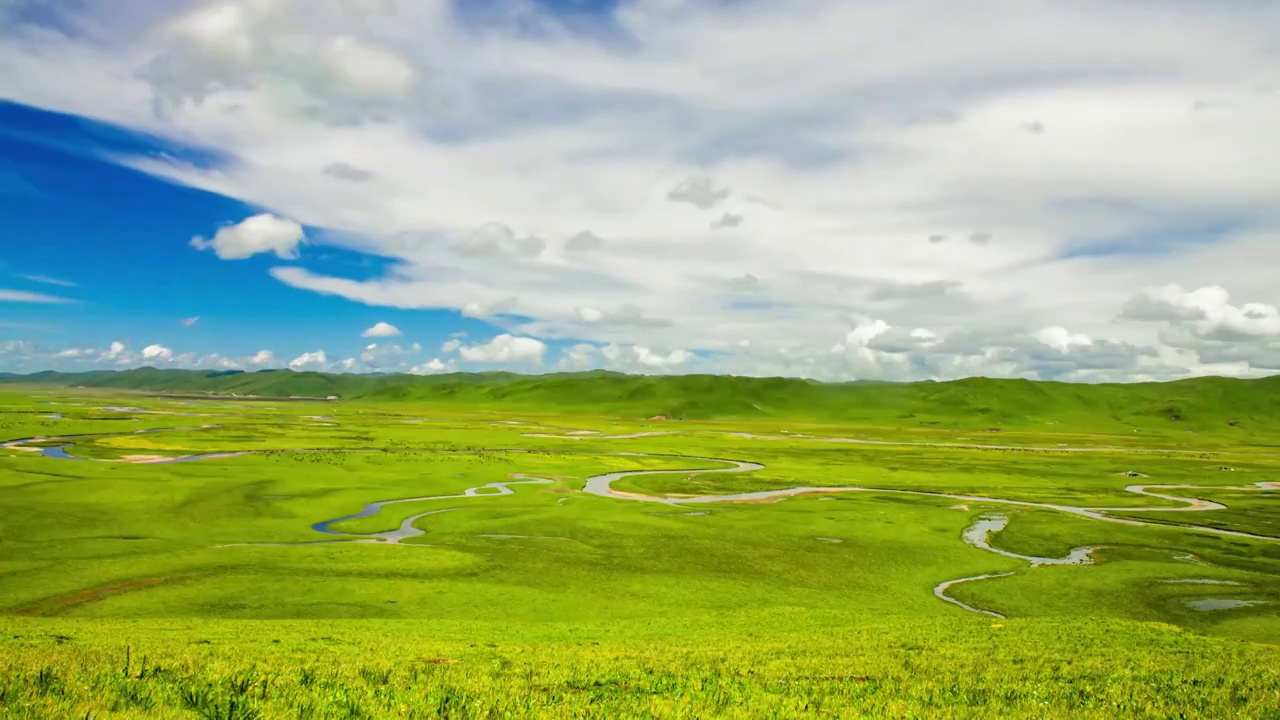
1 388 1278 717
4 617 1280 719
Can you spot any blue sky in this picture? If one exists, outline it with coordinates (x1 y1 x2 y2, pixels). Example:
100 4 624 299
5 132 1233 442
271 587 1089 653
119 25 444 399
1 0 1278 381
0 100 524 373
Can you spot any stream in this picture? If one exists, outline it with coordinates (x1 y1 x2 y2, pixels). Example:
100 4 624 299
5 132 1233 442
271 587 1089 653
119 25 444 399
5 423 1278 617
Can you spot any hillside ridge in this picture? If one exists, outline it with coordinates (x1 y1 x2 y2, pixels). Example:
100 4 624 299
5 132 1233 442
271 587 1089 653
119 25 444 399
4 367 1279 428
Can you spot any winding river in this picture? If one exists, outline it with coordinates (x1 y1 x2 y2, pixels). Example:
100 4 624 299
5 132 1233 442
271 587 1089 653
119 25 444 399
5 422 1278 617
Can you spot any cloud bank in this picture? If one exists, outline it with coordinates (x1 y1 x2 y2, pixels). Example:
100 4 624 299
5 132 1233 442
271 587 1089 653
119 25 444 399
1 0 1279 380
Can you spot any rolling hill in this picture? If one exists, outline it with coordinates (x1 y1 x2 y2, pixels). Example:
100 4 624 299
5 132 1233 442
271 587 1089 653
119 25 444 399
3 367 1279 431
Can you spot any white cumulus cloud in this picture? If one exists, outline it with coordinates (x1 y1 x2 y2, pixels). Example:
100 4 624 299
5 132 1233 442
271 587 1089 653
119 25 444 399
458 335 546 364
141 344 174 361
288 349 329 371
361 321 401 338
409 358 452 374
191 214 305 260
247 350 277 366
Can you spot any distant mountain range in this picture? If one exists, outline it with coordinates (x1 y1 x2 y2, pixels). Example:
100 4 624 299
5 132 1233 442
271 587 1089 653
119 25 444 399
3 367 1279 431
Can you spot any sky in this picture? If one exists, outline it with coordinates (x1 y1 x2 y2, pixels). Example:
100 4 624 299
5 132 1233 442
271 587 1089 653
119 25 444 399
1 0 1279 382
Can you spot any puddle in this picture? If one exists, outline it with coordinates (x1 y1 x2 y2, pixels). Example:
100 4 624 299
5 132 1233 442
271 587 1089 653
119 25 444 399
524 431 679 440
38 445 83 461
19 442 243 464
1187 599 1265 611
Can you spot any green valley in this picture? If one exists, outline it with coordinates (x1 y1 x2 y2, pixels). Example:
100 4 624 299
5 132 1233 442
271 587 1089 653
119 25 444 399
1 376 1278 718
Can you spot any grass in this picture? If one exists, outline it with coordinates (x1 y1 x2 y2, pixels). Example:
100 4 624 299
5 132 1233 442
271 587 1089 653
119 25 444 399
0 387 1278 717
7 368 1280 431
5 617 1280 719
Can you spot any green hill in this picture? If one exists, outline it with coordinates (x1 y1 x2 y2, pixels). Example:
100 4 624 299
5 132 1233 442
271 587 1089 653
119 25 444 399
3 367 1279 431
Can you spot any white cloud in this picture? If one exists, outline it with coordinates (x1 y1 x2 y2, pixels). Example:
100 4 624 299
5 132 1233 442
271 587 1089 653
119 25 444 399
409 357 452 374
181 316 200 327
18 274 76 288
565 231 606 252
98 341 129 364
560 342 693 373
557 342 598 371
190 213 305 260
1118 284 1280 370
361 321 401 338
5 0 1280 380
0 341 34 358
324 162 374 182
458 334 546 364
441 338 462 353
1034 327 1093 353
573 304 670 328
455 223 545 259
0 289 75 303
358 341 417 370
288 349 328 371
668 177 729 209
576 307 605 323
141 344 174 361
247 350 277 366
632 346 694 369
710 213 742 230
1121 285 1280 340
461 297 519 319
0 341 290 373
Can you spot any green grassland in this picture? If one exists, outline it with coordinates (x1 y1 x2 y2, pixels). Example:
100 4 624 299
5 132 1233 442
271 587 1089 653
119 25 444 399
1 379 1279 718
7 367 1280 433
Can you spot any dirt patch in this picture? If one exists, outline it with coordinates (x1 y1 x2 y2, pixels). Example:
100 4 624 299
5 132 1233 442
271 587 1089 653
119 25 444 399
725 496 790 505
119 454 175 463
606 489 664 501
14 577 180 616
723 489 847 505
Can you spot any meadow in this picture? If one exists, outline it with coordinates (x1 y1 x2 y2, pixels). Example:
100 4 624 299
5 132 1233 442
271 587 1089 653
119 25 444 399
1 379 1278 718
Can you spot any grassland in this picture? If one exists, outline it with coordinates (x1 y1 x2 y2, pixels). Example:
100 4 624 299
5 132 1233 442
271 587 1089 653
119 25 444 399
1 381 1279 718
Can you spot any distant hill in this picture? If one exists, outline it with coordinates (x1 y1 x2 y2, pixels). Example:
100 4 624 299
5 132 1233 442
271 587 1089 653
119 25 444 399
3 367 1279 431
